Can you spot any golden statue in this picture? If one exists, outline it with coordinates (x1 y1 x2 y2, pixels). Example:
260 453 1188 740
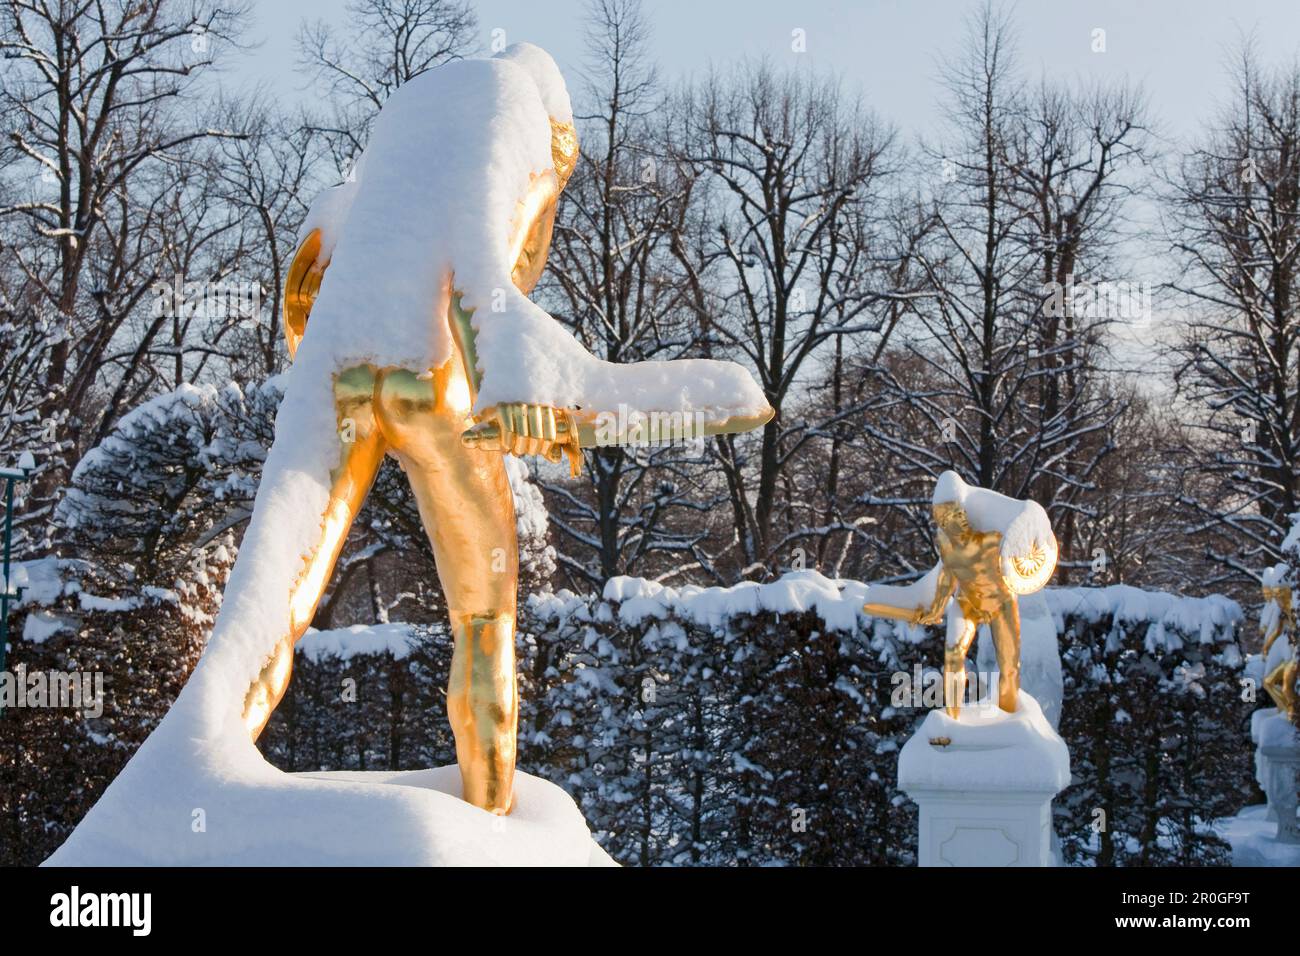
1260 571 1299 723
245 44 771 815
863 472 1057 718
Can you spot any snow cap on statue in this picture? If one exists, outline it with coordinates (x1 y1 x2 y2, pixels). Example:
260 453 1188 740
1262 563 1290 586
932 470 1057 595
493 42 574 124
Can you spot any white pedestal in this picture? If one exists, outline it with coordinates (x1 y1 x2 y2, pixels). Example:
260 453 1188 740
1256 713 1300 844
898 691 1070 867
1251 708 1279 821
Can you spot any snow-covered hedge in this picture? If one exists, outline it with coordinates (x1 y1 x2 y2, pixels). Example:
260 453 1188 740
1046 585 1251 865
254 572 1252 866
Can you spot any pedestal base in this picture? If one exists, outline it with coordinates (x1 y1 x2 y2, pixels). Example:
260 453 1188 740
1256 713 1300 844
898 691 1069 867
1219 805 1300 866
47 753 614 866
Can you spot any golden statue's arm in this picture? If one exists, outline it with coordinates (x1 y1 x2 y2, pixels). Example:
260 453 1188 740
863 563 956 626
283 228 327 361
453 138 773 473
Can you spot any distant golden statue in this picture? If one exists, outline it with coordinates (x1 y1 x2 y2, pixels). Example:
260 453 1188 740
863 472 1057 718
1260 571 1299 723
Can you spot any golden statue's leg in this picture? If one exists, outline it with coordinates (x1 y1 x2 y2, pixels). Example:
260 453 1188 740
1287 660 1300 722
445 610 518 812
1263 658 1299 717
943 608 978 719
242 366 388 740
374 360 520 814
990 602 1022 714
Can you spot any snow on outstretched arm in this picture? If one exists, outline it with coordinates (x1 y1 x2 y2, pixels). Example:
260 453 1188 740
863 563 950 623
296 48 766 421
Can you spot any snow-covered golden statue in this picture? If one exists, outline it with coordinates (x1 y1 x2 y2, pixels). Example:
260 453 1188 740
1259 567 1299 723
863 472 1057 718
46 43 768 864
259 44 770 814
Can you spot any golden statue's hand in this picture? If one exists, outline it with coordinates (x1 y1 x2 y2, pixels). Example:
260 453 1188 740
462 402 579 472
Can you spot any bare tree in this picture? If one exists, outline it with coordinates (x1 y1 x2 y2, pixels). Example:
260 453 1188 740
861 2 1143 582
675 60 898 575
208 93 325 378
1007 79 1151 579
1168 41 1300 585
0 0 251 539
537 0 726 586
296 0 477 169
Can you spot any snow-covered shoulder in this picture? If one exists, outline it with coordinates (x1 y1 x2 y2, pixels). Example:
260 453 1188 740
934 470 1053 547
292 43 766 422
492 41 573 124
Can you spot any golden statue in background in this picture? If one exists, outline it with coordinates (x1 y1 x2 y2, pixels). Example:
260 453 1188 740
1260 580 1299 723
863 476 1057 719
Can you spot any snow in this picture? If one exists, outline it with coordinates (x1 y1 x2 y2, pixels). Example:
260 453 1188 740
46 764 610 866
22 609 72 643
77 593 138 613
599 569 869 632
862 564 941 618
1221 707 1300 867
1282 512 1300 557
12 557 77 642
1262 562 1289 587
897 691 1070 793
295 623 419 663
297 179 358 260
1256 710 1300 751
13 557 66 606
1042 584 1242 649
492 41 574 124
1251 706 1279 746
295 44 767 421
67 383 215 487
1216 804 1300 867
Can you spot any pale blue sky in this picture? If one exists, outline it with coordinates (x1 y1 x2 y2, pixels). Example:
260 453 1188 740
237 0 1300 143
228 0 1300 374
